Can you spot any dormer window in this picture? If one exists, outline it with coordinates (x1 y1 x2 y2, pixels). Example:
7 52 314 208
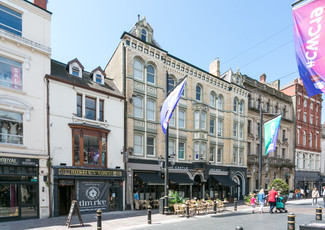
91 67 106 85
68 58 84 78
141 29 147 41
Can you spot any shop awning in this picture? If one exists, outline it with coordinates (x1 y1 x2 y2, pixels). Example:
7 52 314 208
169 173 194 185
136 173 164 185
210 175 239 187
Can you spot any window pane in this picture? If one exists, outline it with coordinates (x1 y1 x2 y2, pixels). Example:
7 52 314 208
168 77 175 92
102 136 107 167
179 110 185 128
169 113 175 126
0 56 22 90
146 100 155 121
134 59 143 80
96 74 102 83
85 97 96 120
0 110 23 144
201 112 206 129
20 184 38 218
209 147 215 162
178 142 185 159
210 118 215 134
134 135 143 155
0 4 22 36
147 137 155 156
83 134 100 166
194 142 199 160
77 94 82 117
218 96 223 109
210 93 215 107
0 184 18 217
194 112 199 129
147 65 155 84
99 100 104 122
74 133 80 165
133 97 143 118
196 85 201 101
168 140 175 155
217 147 223 163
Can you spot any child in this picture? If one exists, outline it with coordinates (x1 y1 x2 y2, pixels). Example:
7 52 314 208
250 193 256 213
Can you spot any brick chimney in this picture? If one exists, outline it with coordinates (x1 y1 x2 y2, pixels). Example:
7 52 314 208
209 58 220 77
34 0 47 10
260 73 266 83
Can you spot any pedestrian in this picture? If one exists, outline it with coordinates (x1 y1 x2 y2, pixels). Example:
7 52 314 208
250 193 256 213
268 187 278 214
300 188 305 199
134 191 140 210
322 186 325 208
148 195 154 207
312 187 320 206
296 188 300 199
257 189 266 214
306 188 310 198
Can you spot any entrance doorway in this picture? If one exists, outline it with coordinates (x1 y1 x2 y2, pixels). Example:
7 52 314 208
58 185 73 215
193 175 202 199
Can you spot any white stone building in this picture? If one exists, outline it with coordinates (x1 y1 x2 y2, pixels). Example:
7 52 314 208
0 0 51 221
46 59 125 216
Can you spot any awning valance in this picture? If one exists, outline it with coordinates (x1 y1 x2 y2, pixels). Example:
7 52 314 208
136 173 164 185
210 175 239 187
169 173 194 185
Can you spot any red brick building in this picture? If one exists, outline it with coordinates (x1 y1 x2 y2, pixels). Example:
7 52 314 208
281 78 322 192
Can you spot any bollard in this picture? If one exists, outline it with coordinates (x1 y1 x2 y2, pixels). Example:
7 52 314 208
214 200 217 214
234 198 237 212
186 202 190 218
234 226 243 230
287 213 295 230
316 207 322 221
147 205 152 224
97 209 102 230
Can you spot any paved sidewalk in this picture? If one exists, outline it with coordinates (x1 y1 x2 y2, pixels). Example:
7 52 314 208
0 200 275 230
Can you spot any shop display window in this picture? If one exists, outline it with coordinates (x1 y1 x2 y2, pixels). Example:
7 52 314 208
0 110 23 145
0 56 22 90
0 184 18 218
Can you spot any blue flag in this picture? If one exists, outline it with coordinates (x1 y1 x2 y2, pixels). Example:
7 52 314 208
160 76 187 134
264 115 281 155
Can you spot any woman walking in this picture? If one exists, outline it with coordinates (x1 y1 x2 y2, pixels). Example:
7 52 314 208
257 189 266 214
312 187 320 206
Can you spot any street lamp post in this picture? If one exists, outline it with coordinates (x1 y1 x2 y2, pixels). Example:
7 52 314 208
164 71 169 214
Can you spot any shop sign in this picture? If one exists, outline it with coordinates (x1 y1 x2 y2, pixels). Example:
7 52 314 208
58 168 122 177
209 168 222 172
174 166 188 170
76 181 109 212
0 157 38 166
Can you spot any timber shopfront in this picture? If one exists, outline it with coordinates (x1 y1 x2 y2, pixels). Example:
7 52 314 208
0 157 39 221
53 167 124 216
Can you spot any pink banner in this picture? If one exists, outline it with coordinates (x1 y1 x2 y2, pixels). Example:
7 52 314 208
293 0 325 96
11 66 21 89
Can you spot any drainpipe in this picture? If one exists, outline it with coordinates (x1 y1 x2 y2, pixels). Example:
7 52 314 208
46 76 52 217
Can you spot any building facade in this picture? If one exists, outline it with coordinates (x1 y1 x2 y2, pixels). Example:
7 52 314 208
244 74 295 193
0 0 51 221
281 78 322 191
105 17 249 209
46 59 125 216
321 124 325 187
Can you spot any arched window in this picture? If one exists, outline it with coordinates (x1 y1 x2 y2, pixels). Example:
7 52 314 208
147 65 155 84
133 96 143 118
233 98 238 112
167 75 175 92
303 131 306 146
196 85 202 101
133 59 143 80
141 28 147 41
210 92 216 107
218 95 224 110
309 132 313 147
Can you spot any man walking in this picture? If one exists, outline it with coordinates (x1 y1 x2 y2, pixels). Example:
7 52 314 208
134 191 140 210
268 187 278 214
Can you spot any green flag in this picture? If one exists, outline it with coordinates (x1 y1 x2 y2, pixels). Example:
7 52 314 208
264 115 281 155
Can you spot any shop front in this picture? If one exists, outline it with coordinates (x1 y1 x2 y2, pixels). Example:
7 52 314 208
52 166 124 217
0 156 39 222
295 170 321 193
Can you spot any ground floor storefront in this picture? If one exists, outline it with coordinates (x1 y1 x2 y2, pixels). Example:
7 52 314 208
52 166 124 217
0 155 48 222
125 159 246 209
295 170 321 196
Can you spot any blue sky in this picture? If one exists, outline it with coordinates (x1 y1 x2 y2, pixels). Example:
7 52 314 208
47 0 324 122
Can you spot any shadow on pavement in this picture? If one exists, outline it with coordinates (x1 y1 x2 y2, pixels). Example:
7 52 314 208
211 212 251 218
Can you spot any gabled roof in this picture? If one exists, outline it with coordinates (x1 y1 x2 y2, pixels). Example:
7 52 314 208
47 59 124 99
90 66 106 78
67 58 84 70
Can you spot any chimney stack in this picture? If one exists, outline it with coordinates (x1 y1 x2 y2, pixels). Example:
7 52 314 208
260 73 266 83
209 58 220 77
34 0 47 10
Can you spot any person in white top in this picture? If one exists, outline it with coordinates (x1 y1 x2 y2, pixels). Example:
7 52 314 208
300 188 305 199
322 186 325 208
312 187 320 206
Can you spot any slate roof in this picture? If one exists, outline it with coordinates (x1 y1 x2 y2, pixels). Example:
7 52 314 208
48 59 124 99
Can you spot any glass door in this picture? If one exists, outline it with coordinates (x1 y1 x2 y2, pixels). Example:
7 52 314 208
20 184 38 219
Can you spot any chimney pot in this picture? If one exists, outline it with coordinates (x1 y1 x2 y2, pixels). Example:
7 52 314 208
34 0 47 10
209 58 220 77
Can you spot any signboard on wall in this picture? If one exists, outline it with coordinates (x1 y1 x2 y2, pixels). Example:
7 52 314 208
76 181 109 213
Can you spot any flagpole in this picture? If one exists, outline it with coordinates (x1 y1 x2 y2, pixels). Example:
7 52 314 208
259 105 263 190
164 71 169 214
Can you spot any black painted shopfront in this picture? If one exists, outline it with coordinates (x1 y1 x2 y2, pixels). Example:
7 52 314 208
53 166 124 217
0 157 39 221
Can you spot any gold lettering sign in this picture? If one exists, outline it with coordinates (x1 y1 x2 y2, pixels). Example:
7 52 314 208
58 168 122 177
